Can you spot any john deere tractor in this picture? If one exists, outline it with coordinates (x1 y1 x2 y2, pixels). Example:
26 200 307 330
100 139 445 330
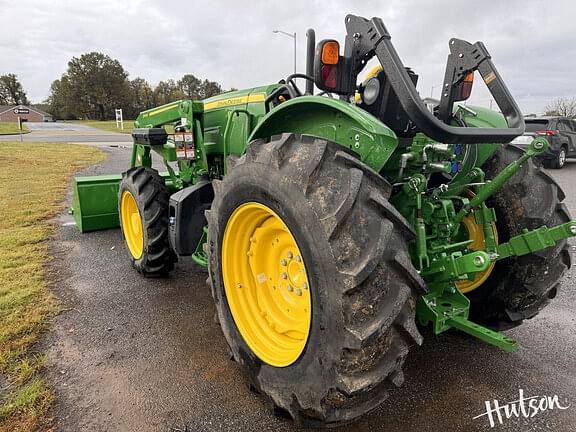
72 15 575 427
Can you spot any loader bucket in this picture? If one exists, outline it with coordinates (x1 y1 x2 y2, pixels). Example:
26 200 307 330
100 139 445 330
71 172 174 232
71 174 122 232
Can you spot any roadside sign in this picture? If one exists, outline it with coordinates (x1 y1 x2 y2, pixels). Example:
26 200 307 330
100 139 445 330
14 107 29 114
115 108 124 130
17 116 23 142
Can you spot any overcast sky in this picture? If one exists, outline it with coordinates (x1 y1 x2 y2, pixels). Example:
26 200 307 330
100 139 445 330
1 0 574 114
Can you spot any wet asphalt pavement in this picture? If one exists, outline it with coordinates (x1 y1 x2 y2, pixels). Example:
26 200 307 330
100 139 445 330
42 130 576 432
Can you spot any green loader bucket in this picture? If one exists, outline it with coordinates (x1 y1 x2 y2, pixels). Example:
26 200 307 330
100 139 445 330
71 172 173 233
72 174 123 232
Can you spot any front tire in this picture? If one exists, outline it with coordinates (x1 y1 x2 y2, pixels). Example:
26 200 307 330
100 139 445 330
207 134 425 427
118 167 176 277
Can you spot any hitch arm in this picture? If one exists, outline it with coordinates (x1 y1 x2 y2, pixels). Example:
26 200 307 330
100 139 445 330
453 137 549 225
497 221 576 260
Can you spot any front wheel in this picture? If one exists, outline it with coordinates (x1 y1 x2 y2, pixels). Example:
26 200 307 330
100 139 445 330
118 167 176 277
207 134 424 427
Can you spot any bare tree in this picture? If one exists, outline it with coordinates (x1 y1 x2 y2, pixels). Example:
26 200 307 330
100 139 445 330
544 97 576 118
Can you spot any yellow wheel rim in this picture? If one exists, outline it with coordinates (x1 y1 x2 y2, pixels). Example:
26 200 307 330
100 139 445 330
120 191 144 259
455 205 499 294
222 202 312 367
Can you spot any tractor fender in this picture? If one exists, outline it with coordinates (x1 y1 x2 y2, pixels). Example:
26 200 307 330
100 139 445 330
168 179 214 256
248 96 398 172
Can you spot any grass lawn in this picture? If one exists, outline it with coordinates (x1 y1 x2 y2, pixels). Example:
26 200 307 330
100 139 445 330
0 122 30 135
0 142 105 432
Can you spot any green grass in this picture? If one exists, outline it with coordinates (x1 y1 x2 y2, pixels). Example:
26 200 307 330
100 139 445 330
65 119 134 134
0 142 105 432
0 122 30 135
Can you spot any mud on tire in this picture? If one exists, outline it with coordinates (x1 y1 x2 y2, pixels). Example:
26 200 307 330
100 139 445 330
206 134 425 427
468 144 572 329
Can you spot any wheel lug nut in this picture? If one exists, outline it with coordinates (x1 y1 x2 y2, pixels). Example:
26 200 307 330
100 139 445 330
295 288 302 296
287 251 293 259
302 283 308 290
280 259 287 266
281 273 288 280
295 256 301 262
287 285 294 292
236 283 242 289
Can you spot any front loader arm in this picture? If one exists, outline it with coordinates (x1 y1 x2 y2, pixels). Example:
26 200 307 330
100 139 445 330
134 100 194 128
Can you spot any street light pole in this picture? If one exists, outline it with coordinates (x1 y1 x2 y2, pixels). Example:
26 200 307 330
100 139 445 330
430 84 441 98
273 29 296 74
294 32 296 74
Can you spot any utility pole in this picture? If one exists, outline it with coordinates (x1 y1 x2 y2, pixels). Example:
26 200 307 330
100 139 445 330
273 30 297 74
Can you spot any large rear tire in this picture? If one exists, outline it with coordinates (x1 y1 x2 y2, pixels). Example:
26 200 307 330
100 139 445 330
468 145 572 329
118 167 176 277
207 134 425 427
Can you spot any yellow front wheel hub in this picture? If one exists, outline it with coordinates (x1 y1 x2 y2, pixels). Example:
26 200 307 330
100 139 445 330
222 202 312 367
120 191 144 259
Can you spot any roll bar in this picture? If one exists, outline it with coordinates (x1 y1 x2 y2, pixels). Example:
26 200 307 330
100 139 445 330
340 15 525 144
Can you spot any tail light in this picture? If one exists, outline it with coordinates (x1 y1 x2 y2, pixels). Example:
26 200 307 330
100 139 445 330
314 39 341 91
535 130 558 136
454 72 474 102
320 65 338 89
321 40 339 65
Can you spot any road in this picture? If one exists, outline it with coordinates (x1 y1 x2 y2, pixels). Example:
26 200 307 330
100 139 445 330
43 128 576 432
0 121 132 143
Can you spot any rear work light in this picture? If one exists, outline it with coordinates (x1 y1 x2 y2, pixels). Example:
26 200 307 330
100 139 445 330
535 130 558 136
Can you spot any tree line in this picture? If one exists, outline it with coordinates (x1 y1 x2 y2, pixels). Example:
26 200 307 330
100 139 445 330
48 52 233 120
544 97 576 118
5 59 576 120
0 74 30 105
2 52 233 120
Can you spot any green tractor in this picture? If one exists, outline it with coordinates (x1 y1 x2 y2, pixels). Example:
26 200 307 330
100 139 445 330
72 14 574 427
